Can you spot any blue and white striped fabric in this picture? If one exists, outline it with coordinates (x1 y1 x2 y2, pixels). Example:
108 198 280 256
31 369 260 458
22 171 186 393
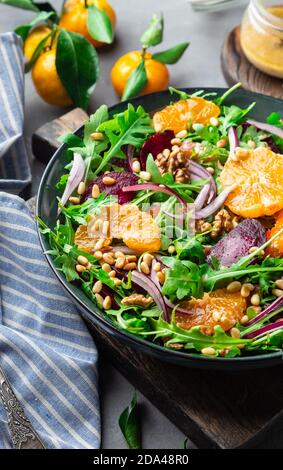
0 33 31 194
0 192 100 448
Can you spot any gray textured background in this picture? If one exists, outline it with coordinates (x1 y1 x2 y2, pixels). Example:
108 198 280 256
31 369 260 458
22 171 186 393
0 0 246 449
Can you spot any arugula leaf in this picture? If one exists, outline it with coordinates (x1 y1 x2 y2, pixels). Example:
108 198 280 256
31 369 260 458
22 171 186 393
169 86 190 100
56 174 69 191
87 4 113 44
161 257 201 300
267 112 283 127
58 133 85 148
94 104 154 175
219 103 255 134
83 105 109 180
60 193 115 225
146 153 163 183
122 60 148 101
152 42 189 64
141 13 163 48
55 253 79 282
175 236 205 263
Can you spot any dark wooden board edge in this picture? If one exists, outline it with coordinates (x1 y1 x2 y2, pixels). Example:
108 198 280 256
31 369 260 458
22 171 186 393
221 26 283 100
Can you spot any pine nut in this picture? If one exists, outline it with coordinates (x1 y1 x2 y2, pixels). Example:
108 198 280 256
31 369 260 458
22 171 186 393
241 283 253 297
210 117 219 126
157 271 165 284
252 306 261 314
235 147 250 160
95 293 104 305
250 293 260 306
170 149 178 158
102 253 114 265
114 251 125 259
272 288 283 297
86 262 92 269
168 245 175 254
171 145 180 153
227 281 241 293
76 264 86 273
153 262 161 272
94 219 102 231
171 138 181 145
230 327 241 339
102 176 116 186
162 148 171 158
245 283 254 291
240 315 249 325
115 257 125 269
109 270 116 278
91 184 100 199
206 166 214 174
201 347 216 356
124 262 137 271
94 239 105 250
140 261 150 275
91 132 104 141
103 239 112 247
275 279 283 290
217 138 227 148
132 160 141 173
92 280 102 293
212 311 221 322
113 278 122 286
103 296 112 310
94 250 103 260
77 255 88 266
143 253 153 266
176 129 187 139
77 181 86 195
69 196 80 205
248 139 256 149
126 255 137 262
140 171 151 181
102 263 111 272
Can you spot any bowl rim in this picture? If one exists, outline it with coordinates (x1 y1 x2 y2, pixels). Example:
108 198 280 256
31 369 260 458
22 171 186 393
36 87 283 367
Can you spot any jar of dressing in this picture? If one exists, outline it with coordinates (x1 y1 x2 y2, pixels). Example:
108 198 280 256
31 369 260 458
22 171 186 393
241 0 283 78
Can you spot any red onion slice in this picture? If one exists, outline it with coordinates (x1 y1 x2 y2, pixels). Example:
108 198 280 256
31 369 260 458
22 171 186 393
228 126 238 158
126 144 135 172
131 270 170 322
194 185 235 219
59 152 85 213
244 320 283 339
194 183 211 212
247 119 283 140
189 160 216 203
164 297 193 316
246 295 283 326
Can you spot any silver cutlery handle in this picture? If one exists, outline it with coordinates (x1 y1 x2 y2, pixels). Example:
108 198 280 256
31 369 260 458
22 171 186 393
0 365 45 449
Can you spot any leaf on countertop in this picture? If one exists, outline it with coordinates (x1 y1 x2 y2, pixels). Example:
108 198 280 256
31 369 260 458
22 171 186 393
119 391 141 449
56 29 99 109
152 42 189 64
87 3 113 44
122 60 148 101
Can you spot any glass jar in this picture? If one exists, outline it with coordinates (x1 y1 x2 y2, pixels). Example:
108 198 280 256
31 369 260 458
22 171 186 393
241 0 283 78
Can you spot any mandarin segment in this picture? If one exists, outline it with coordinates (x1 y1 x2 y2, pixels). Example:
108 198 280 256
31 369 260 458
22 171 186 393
266 210 283 257
220 146 283 218
176 289 247 335
152 97 220 134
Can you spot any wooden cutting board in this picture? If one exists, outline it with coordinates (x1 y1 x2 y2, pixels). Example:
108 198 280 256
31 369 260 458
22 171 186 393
221 26 283 100
32 109 283 449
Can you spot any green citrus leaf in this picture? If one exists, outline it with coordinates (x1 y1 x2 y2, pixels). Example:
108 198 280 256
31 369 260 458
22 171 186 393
24 29 53 73
0 0 38 10
152 42 190 64
140 13 163 48
15 11 56 43
122 60 147 101
87 4 113 44
118 391 141 449
56 29 100 109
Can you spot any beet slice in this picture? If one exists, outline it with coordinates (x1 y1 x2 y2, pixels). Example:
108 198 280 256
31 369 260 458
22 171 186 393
207 218 266 267
140 130 174 169
82 171 139 204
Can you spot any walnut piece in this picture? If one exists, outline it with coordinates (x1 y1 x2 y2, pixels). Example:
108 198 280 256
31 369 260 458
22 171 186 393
211 209 239 239
155 149 190 183
121 294 153 308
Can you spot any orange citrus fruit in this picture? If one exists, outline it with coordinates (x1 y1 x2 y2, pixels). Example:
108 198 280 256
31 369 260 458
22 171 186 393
111 51 169 97
176 289 247 335
220 146 283 218
31 49 73 107
152 97 220 134
85 203 161 253
59 0 116 48
266 210 283 257
24 25 53 61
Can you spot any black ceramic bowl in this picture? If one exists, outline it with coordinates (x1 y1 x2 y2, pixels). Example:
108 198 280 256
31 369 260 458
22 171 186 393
37 88 283 370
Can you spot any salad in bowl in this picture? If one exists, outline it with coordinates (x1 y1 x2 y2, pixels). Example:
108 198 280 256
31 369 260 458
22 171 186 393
39 85 283 360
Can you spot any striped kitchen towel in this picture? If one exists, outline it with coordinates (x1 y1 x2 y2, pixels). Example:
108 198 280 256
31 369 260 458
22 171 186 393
0 192 100 449
0 32 31 194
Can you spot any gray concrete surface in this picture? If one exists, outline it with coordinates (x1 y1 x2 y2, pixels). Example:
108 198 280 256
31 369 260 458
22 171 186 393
0 0 246 449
